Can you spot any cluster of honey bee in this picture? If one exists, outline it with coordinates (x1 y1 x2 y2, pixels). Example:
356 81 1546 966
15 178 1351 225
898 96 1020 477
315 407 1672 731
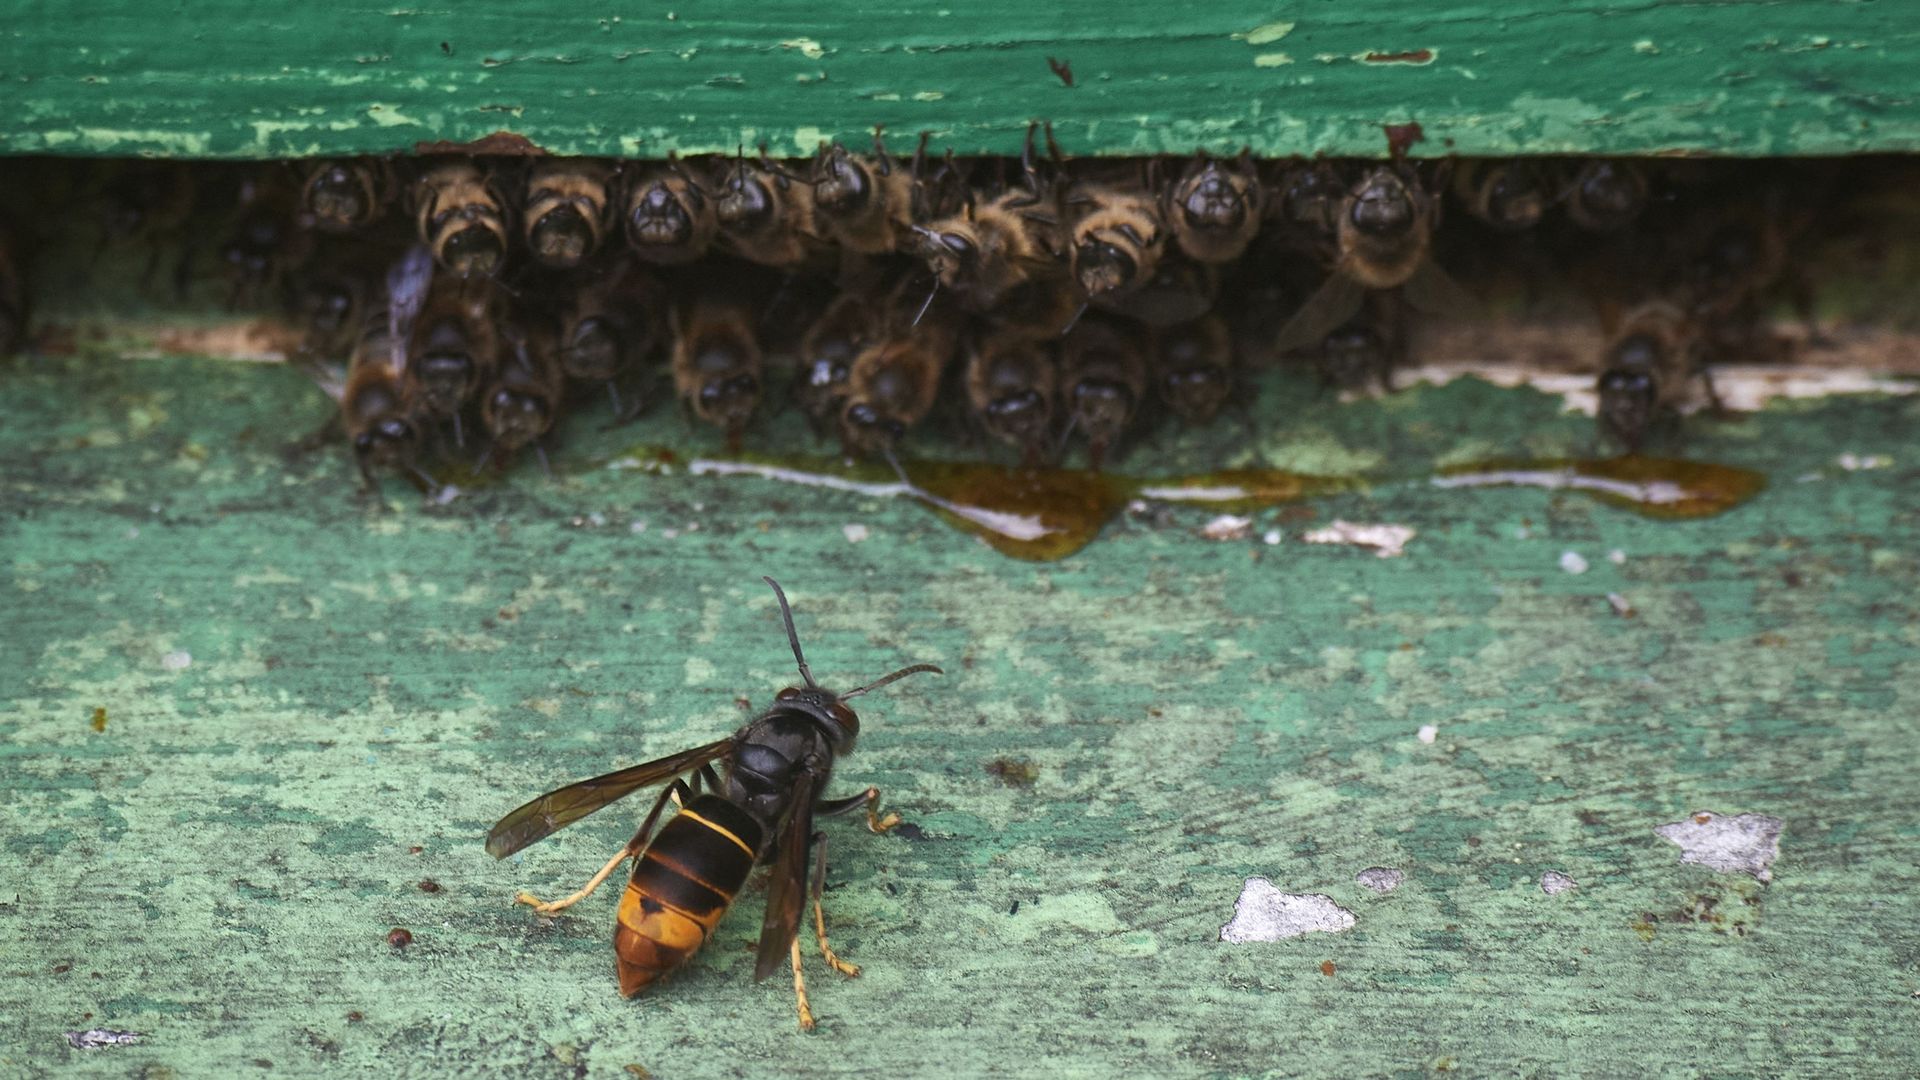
0 138 1845 489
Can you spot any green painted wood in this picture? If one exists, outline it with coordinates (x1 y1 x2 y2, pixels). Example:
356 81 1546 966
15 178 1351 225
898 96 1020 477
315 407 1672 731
2 1 1917 160
2 337 1917 1076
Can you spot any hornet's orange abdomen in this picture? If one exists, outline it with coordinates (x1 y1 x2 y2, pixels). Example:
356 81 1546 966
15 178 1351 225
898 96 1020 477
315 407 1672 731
614 794 763 996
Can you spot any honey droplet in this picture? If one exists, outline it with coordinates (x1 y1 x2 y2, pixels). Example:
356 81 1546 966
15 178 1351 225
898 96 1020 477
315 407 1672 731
901 461 1126 561
1432 455 1765 519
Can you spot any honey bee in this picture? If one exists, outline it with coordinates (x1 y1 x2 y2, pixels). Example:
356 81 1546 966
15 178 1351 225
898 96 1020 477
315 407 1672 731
557 260 665 420
964 326 1059 463
321 245 435 492
1451 159 1547 233
1058 311 1148 470
1561 160 1648 233
671 295 763 447
1150 314 1236 425
220 170 312 309
904 123 1065 312
838 298 961 458
1162 150 1262 264
625 156 717 266
1596 301 1709 450
1265 159 1345 260
1316 293 1405 393
713 147 826 269
793 290 877 434
291 227 415 358
522 159 617 270
810 128 929 255
405 275 503 448
485 313 567 469
1066 178 1167 302
298 158 397 234
414 160 510 277
1274 161 1469 353
1088 252 1218 328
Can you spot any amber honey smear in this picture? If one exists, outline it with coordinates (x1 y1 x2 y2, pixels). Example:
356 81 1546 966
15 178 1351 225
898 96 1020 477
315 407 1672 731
1431 456 1767 518
657 448 1341 560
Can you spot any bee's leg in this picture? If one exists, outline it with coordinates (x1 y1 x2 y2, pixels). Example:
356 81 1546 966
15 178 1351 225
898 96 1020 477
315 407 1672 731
789 936 816 1032
814 785 898 834
515 778 691 915
808 831 860 978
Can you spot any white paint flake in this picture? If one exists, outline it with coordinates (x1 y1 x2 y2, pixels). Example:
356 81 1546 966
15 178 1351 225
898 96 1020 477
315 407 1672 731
1417 724 1438 744
1219 879 1356 942
161 650 192 671
65 1030 143 1050
1302 520 1415 558
1540 871 1578 895
1837 452 1892 471
1606 592 1635 617
1559 550 1590 575
1262 529 1283 546
842 523 870 544
1655 811 1784 883
1355 867 1404 893
1607 549 1627 565
1200 514 1253 541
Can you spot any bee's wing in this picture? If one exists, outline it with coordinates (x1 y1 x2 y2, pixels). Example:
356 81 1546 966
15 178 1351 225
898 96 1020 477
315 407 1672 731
385 244 435 374
297 354 349 404
484 738 734 859
752 767 817 982
1273 269 1366 355
1401 258 1479 320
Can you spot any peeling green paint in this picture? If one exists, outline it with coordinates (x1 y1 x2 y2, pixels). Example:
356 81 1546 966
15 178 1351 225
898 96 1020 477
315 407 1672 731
2 0 1916 157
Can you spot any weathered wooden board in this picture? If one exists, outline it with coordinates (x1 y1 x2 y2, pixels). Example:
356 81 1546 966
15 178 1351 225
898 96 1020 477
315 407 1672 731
3 0 1917 159
2 336 1917 1076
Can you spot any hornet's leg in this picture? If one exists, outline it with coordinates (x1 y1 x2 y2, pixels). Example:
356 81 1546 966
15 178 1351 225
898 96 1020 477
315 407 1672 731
808 831 860 978
515 778 692 915
815 785 900 834
790 936 816 1032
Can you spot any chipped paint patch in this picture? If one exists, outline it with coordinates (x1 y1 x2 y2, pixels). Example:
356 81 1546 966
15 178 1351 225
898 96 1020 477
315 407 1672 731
1417 724 1438 744
1355 867 1404 893
1559 550 1590 575
1219 879 1356 942
842 523 870 544
1540 871 1578 895
1302 520 1415 558
1655 811 1784 883
1360 48 1436 64
161 650 192 671
65 1030 143 1050
1243 21 1295 45
1400 362 1920 417
1200 514 1253 541
682 656 716 686
779 37 826 60
1253 53 1294 67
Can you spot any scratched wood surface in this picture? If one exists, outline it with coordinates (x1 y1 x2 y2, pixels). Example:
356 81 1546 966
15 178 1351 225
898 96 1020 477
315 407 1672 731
2 325 1918 1076
3 0 1918 159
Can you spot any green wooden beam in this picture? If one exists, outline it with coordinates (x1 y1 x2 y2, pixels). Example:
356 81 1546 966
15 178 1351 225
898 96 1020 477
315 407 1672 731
3 339 1918 1075
3 1 1916 160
